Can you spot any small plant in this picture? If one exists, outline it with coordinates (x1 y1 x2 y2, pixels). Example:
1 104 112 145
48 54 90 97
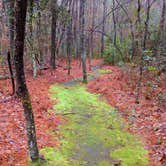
99 69 112 74
147 66 157 72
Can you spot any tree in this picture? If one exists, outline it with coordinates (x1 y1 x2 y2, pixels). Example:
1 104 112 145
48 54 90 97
112 0 117 64
80 0 87 83
154 0 165 56
50 0 58 69
7 0 15 58
101 0 107 58
136 0 155 103
28 0 37 78
66 1 72 75
14 0 39 163
89 0 96 69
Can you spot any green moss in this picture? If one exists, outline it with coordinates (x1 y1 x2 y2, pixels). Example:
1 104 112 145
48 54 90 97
147 66 157 72
40 147 84 166
98 160 110 166
111 146 149 166
28 160 42 166
41 84 149 166
98 69 112 74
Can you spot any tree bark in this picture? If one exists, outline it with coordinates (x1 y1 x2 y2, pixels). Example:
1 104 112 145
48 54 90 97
112 0 117 64
7 51 15 95
80 0 87 83
7 0 15 59
66 6 72 75
154 0 165 56
29 0 37 78
115 0 135 59
14 0 39 162
101 0 107 58
50 0 58 69
89 0 96 69
136 0 152 103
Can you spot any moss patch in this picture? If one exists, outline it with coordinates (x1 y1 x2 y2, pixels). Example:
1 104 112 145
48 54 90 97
111 146 148 166
98 69 112 74
41 85 148 166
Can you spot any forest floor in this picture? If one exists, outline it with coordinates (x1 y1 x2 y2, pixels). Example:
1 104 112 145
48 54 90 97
0 59 165 166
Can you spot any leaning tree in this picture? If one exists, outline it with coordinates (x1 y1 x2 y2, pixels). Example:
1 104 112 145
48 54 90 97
14 0 39 163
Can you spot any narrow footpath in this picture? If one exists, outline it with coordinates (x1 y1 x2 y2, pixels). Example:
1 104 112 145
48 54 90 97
40 69 148 166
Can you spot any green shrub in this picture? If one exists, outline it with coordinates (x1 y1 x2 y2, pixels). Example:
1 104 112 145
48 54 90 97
103 38 130 65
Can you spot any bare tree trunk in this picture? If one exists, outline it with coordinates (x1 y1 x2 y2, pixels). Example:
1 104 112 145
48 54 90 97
112 0 117 64
7 0 15 59
137 0 141 25
89 0 95 69
29 0 37 78
0 10 2 57
36 2 44 67
7 51 15 95
14 0 39 162
66 4 72 75
115 0 135 59
80 0 87 83
136 0 151 104
154 0 165 56
50 0 58 69
101 0 107 58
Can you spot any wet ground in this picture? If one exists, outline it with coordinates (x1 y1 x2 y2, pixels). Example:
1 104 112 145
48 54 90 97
40 69 148 166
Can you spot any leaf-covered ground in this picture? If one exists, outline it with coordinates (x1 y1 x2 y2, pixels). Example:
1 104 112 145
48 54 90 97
0 59 101 165
0 59 165 165
88 65 166 166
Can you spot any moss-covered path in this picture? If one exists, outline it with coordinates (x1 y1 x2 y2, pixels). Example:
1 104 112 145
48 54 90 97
40 70 148 166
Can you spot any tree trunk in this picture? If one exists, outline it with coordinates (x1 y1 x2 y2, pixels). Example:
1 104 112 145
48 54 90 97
36 1 44 67
115 0 135 59
66 4 72 75
7 51 15 95
101 0 107 58
112 0 117 64
136 0 151 104
0 12 2 57
80 0 87 83
154 0 165 56
7 0 15 59
89 0 95 69
50 0 58 69
137 0 141 25
29 0 37 78
14 0 39 162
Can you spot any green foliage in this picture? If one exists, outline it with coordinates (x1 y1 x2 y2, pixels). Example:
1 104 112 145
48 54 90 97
103 38 129 65
40 85 149 165
147 66 157 72
143 49 153 57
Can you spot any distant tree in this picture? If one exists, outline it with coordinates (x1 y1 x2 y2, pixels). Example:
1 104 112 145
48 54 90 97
101 0 107 58
28 0 37 77
154 0 165 56
112 0 117 64
136 0 155 103
66 1 72 75
50 0 58 69
80 0 87 83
